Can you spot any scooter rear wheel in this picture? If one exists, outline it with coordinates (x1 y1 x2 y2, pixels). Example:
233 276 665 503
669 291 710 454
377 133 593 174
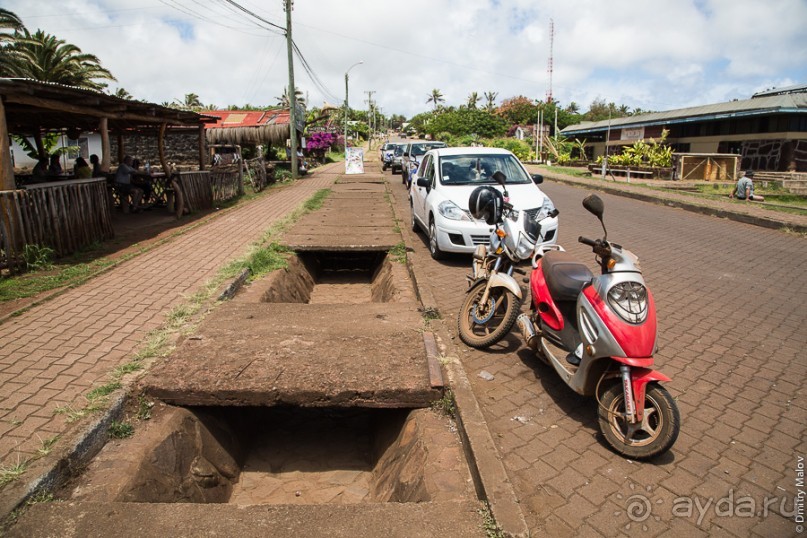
457 281 522 349
598 382 680 460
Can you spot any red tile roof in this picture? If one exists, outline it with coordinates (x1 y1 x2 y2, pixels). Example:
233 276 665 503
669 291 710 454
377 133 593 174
203 109 290 128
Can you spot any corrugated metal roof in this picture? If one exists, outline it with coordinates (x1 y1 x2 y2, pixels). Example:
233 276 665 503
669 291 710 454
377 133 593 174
204 109 290 128
561 92 807 135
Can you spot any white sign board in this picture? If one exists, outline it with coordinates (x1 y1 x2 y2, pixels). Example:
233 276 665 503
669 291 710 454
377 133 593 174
621 127 645 141
345 148 364 175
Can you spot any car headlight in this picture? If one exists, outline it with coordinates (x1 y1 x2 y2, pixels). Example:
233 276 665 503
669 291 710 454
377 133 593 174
536 197 556 221
438 200 470 221
607 282 648 324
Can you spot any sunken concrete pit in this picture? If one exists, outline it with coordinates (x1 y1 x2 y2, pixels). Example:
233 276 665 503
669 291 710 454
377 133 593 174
64 404 474 506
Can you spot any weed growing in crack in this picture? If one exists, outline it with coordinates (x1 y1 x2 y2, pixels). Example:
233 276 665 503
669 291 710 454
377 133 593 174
431 389 456 418
478 502 504 538
36 435 59 457
421 306 441 321
136 395 154 421
0 458 27 487
108 421 134 439
389 242 407 264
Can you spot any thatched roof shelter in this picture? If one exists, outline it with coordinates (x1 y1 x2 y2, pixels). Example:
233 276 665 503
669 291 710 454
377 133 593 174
0 78 212 189
203 110 295 147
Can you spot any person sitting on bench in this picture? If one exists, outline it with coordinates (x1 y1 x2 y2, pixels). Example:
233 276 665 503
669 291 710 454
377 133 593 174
114 156 144 212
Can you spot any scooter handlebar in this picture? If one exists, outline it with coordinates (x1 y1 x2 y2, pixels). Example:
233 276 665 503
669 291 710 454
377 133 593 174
578 236 597 247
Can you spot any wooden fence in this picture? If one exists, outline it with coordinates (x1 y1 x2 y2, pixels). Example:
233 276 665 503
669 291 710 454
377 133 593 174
0 178 114 273
209 169 243 202
173 171 213 214
244 157 269 192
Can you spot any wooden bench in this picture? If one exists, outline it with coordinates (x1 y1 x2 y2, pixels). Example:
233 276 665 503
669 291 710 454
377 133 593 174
587 165 655 181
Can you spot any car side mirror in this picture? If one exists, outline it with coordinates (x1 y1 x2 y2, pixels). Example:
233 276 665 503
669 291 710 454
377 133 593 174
532 173 544 184
416 176 430 193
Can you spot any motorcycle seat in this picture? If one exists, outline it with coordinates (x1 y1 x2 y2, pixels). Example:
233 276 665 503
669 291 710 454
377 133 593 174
542 250 594 301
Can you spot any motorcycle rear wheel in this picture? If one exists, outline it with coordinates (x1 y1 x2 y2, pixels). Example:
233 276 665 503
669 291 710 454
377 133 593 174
457 281 522 349
598 382 680 460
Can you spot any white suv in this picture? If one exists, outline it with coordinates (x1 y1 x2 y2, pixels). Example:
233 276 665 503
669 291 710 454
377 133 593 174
410 147 559 259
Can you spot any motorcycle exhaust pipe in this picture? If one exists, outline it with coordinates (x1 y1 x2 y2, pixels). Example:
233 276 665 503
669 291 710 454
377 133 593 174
516 313 540 351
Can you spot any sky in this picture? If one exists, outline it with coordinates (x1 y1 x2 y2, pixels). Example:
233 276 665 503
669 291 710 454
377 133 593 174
5 0 807 119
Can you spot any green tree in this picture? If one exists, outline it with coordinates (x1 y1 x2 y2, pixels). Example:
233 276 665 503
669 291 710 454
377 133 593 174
113 87 132 99
484 91 498 112
3 29 115 90
174 92 203 111
466 92 480 109
426 89 445 110
425 108 507 139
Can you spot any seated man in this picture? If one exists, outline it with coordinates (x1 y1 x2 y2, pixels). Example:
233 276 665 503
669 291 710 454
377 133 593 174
734 170 764 201
114 156 144 212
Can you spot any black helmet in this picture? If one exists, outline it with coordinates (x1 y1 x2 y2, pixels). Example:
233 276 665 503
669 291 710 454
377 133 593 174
469 186 504 225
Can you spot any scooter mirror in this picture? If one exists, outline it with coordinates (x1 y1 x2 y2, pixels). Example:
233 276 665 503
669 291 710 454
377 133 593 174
582 194 605 220
493 171 507 187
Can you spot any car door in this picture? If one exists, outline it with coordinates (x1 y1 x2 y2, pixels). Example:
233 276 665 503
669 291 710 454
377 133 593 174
413 154 435 225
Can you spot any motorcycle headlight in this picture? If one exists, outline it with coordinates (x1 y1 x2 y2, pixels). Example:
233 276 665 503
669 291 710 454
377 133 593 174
438 200 470 221
607 282 648 324
515 232 536 259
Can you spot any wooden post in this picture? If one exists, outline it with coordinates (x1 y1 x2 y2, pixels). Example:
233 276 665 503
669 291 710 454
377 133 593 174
158 122 171 177
0 97 15 190
198 123 205 170
99 117 110 173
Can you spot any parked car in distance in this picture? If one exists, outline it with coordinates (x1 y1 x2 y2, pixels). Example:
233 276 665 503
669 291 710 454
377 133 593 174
382 142 403 171
390 144 406 174
409 147 559 259
402 140 446 188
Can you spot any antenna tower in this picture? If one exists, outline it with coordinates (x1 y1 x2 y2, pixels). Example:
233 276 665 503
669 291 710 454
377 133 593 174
546 18 554 103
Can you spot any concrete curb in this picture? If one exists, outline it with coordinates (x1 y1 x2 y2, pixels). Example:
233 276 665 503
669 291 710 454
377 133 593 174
542 173 807 234
387 183 530 537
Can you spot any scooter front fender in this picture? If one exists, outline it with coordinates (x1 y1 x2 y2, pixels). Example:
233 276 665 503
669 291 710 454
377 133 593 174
487 272 523 300
631 367 671 422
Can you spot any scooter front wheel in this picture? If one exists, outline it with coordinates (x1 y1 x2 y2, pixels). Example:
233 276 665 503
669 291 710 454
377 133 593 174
598 382 680 460
457 281 522 349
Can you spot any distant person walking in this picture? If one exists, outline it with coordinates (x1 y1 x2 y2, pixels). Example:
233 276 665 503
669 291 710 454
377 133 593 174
733 170 764 201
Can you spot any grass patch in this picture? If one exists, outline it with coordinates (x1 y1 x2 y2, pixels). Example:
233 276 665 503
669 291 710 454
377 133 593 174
86 381 122 402
389 242 407 264
136 395 154 421
478 502 504 538
431 389 456 418
36 435 59 457
108 421 134 439
0 459 27 487
421 306 441 321
303 188 331 212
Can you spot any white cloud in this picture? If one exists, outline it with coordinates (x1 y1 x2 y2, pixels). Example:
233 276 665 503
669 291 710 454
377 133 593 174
5 0 805 118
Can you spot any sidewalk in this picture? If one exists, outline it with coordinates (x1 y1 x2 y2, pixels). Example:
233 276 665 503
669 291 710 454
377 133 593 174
525 165 807 233
0 163 342 514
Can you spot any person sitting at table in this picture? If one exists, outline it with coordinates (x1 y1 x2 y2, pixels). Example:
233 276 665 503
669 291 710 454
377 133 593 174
74 157 92 179
90 154 103 178
47 153 63 176
131 158 154 205
114 155 144 212
32 157 49 180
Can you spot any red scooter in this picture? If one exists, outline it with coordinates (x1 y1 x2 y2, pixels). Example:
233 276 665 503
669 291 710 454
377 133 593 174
516 194 680 459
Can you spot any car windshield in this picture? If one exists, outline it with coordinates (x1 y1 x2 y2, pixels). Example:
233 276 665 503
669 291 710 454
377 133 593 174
411 142 445 156
438 154 531 185
394 146 405 156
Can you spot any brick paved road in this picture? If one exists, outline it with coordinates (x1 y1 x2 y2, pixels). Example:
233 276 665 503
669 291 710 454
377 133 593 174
0 166 340 477
389 170 806 536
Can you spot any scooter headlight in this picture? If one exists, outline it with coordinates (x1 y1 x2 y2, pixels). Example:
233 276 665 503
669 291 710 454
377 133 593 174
607 282 648 324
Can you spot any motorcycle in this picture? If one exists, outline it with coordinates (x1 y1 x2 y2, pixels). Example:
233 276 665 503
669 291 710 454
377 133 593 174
515 194 680 459
457 172 559 349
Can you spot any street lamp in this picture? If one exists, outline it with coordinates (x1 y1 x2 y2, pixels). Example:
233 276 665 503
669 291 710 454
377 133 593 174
344 61 363 156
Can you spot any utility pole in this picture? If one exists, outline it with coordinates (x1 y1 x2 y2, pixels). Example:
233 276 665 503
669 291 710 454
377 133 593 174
365 90 375 150
284 0 298 179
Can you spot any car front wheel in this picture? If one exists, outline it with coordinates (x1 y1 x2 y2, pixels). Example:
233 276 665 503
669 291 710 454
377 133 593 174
428 219 445 260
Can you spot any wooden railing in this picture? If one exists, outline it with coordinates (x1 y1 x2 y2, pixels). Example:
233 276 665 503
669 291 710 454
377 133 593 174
1 178 113 273
172 171 213 214
209 169 243 202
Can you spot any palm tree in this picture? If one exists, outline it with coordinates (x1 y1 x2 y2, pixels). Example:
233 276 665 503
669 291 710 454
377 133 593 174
466 92 480 109
0 8 24 42
276 87 305 108
484 91 498 112
113 87 132 100
3 29 115 90
173 93 203 111
426 89 445 110
565 101 580 114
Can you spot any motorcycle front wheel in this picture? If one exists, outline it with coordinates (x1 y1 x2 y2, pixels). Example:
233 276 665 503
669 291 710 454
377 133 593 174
597 382 680 460
457 280 522 349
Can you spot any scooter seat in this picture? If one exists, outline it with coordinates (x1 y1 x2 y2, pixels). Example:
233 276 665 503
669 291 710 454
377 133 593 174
542 250 594 301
